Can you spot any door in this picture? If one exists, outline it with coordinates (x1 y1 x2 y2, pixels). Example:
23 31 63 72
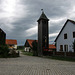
64 45 68 52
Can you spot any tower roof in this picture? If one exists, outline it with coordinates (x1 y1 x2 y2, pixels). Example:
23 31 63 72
37 10 49 22
0 28 6 34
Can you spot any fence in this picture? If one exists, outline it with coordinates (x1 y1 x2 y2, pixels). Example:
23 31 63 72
55 52 75 57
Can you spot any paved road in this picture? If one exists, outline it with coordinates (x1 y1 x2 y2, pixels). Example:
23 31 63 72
0 54 75 75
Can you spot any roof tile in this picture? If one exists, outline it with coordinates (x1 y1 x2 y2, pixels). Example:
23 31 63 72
6 39 17 45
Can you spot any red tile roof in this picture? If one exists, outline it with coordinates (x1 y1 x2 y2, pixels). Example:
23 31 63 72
6 39 17 45
26 39 56 49
27 39 37 47
49 44 56 49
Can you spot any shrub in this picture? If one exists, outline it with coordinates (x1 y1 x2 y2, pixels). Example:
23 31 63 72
32 40 38 56
17 46 24 50
0 45 9 57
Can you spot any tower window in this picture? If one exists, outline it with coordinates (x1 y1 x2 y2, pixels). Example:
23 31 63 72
44 21 46 24
73 32 75 38
42 20 46 24
64 33 67 39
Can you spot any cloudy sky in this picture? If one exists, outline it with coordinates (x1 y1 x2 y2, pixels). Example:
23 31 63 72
0 0 75 46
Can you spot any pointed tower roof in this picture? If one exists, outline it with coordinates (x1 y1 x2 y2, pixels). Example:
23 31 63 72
37 9 49 22
0 28 6 34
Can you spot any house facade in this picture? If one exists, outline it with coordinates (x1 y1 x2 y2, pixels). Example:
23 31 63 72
24 39 56 53
55 19 75 52
6 39 17 49
24 39 37 52
0 28 6 45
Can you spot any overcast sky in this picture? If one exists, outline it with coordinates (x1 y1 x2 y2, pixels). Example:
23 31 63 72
0 0 75 46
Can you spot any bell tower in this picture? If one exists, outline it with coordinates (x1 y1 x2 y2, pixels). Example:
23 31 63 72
37 9 49 56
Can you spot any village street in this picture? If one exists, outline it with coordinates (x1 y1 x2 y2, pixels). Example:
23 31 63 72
0 52 75 75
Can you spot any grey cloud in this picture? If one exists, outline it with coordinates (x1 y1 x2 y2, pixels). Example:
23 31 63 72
49 19 66 34
0 0 75 45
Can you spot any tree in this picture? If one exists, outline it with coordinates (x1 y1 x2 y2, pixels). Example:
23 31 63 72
32 40 38 56
0 45 9 57
73 40 75 53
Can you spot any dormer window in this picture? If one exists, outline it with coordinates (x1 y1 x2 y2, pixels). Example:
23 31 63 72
64 33 67 39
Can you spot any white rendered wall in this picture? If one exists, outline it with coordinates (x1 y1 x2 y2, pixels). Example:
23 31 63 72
14 45 17 49
56 21 75 52
24 47 30 52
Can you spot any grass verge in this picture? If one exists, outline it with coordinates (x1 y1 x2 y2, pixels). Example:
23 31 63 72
19 49 33 56
45 56 75 62
17 49 75 62
22 52 33 56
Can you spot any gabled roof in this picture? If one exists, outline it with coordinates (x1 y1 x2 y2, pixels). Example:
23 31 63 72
26 39 56 49
55 19 75 42
6 39 17 45
49 44 56 49
0 28 6 34
26 39 38 47
37 11 49 22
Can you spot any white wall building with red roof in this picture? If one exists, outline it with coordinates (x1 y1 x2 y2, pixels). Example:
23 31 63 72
55 19 75 52
24 39 56 52
6 39 17 49
24 39 37 52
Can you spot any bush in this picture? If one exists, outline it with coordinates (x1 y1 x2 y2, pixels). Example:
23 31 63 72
0 45 9 57
17 46 24 50
32 40 38 56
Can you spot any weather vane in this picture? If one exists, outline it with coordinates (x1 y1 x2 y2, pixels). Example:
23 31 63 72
41 9 44 12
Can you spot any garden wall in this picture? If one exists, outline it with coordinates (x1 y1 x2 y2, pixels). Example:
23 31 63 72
55 52 75 57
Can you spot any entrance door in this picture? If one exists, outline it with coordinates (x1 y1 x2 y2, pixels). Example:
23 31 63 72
64 45 68 52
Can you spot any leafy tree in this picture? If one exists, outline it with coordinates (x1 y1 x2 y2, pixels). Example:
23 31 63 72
32 40 38 56
73 40 75 53
0 45 9 57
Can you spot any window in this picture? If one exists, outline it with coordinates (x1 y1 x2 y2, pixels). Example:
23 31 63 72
64 45 68 52
42 20 47 24
73 32 75 38
64 33 67 39
60 45 63 51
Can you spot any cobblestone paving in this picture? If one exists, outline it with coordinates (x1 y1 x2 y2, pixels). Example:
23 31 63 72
0 55 75 75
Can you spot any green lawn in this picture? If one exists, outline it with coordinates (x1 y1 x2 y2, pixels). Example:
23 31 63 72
19 49 33 56
45 56 75 62
22 51 33 56
17 49 75 62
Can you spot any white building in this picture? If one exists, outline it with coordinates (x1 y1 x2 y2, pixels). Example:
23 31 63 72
24 39 37 52
55 19 75 52
6 39 17 50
